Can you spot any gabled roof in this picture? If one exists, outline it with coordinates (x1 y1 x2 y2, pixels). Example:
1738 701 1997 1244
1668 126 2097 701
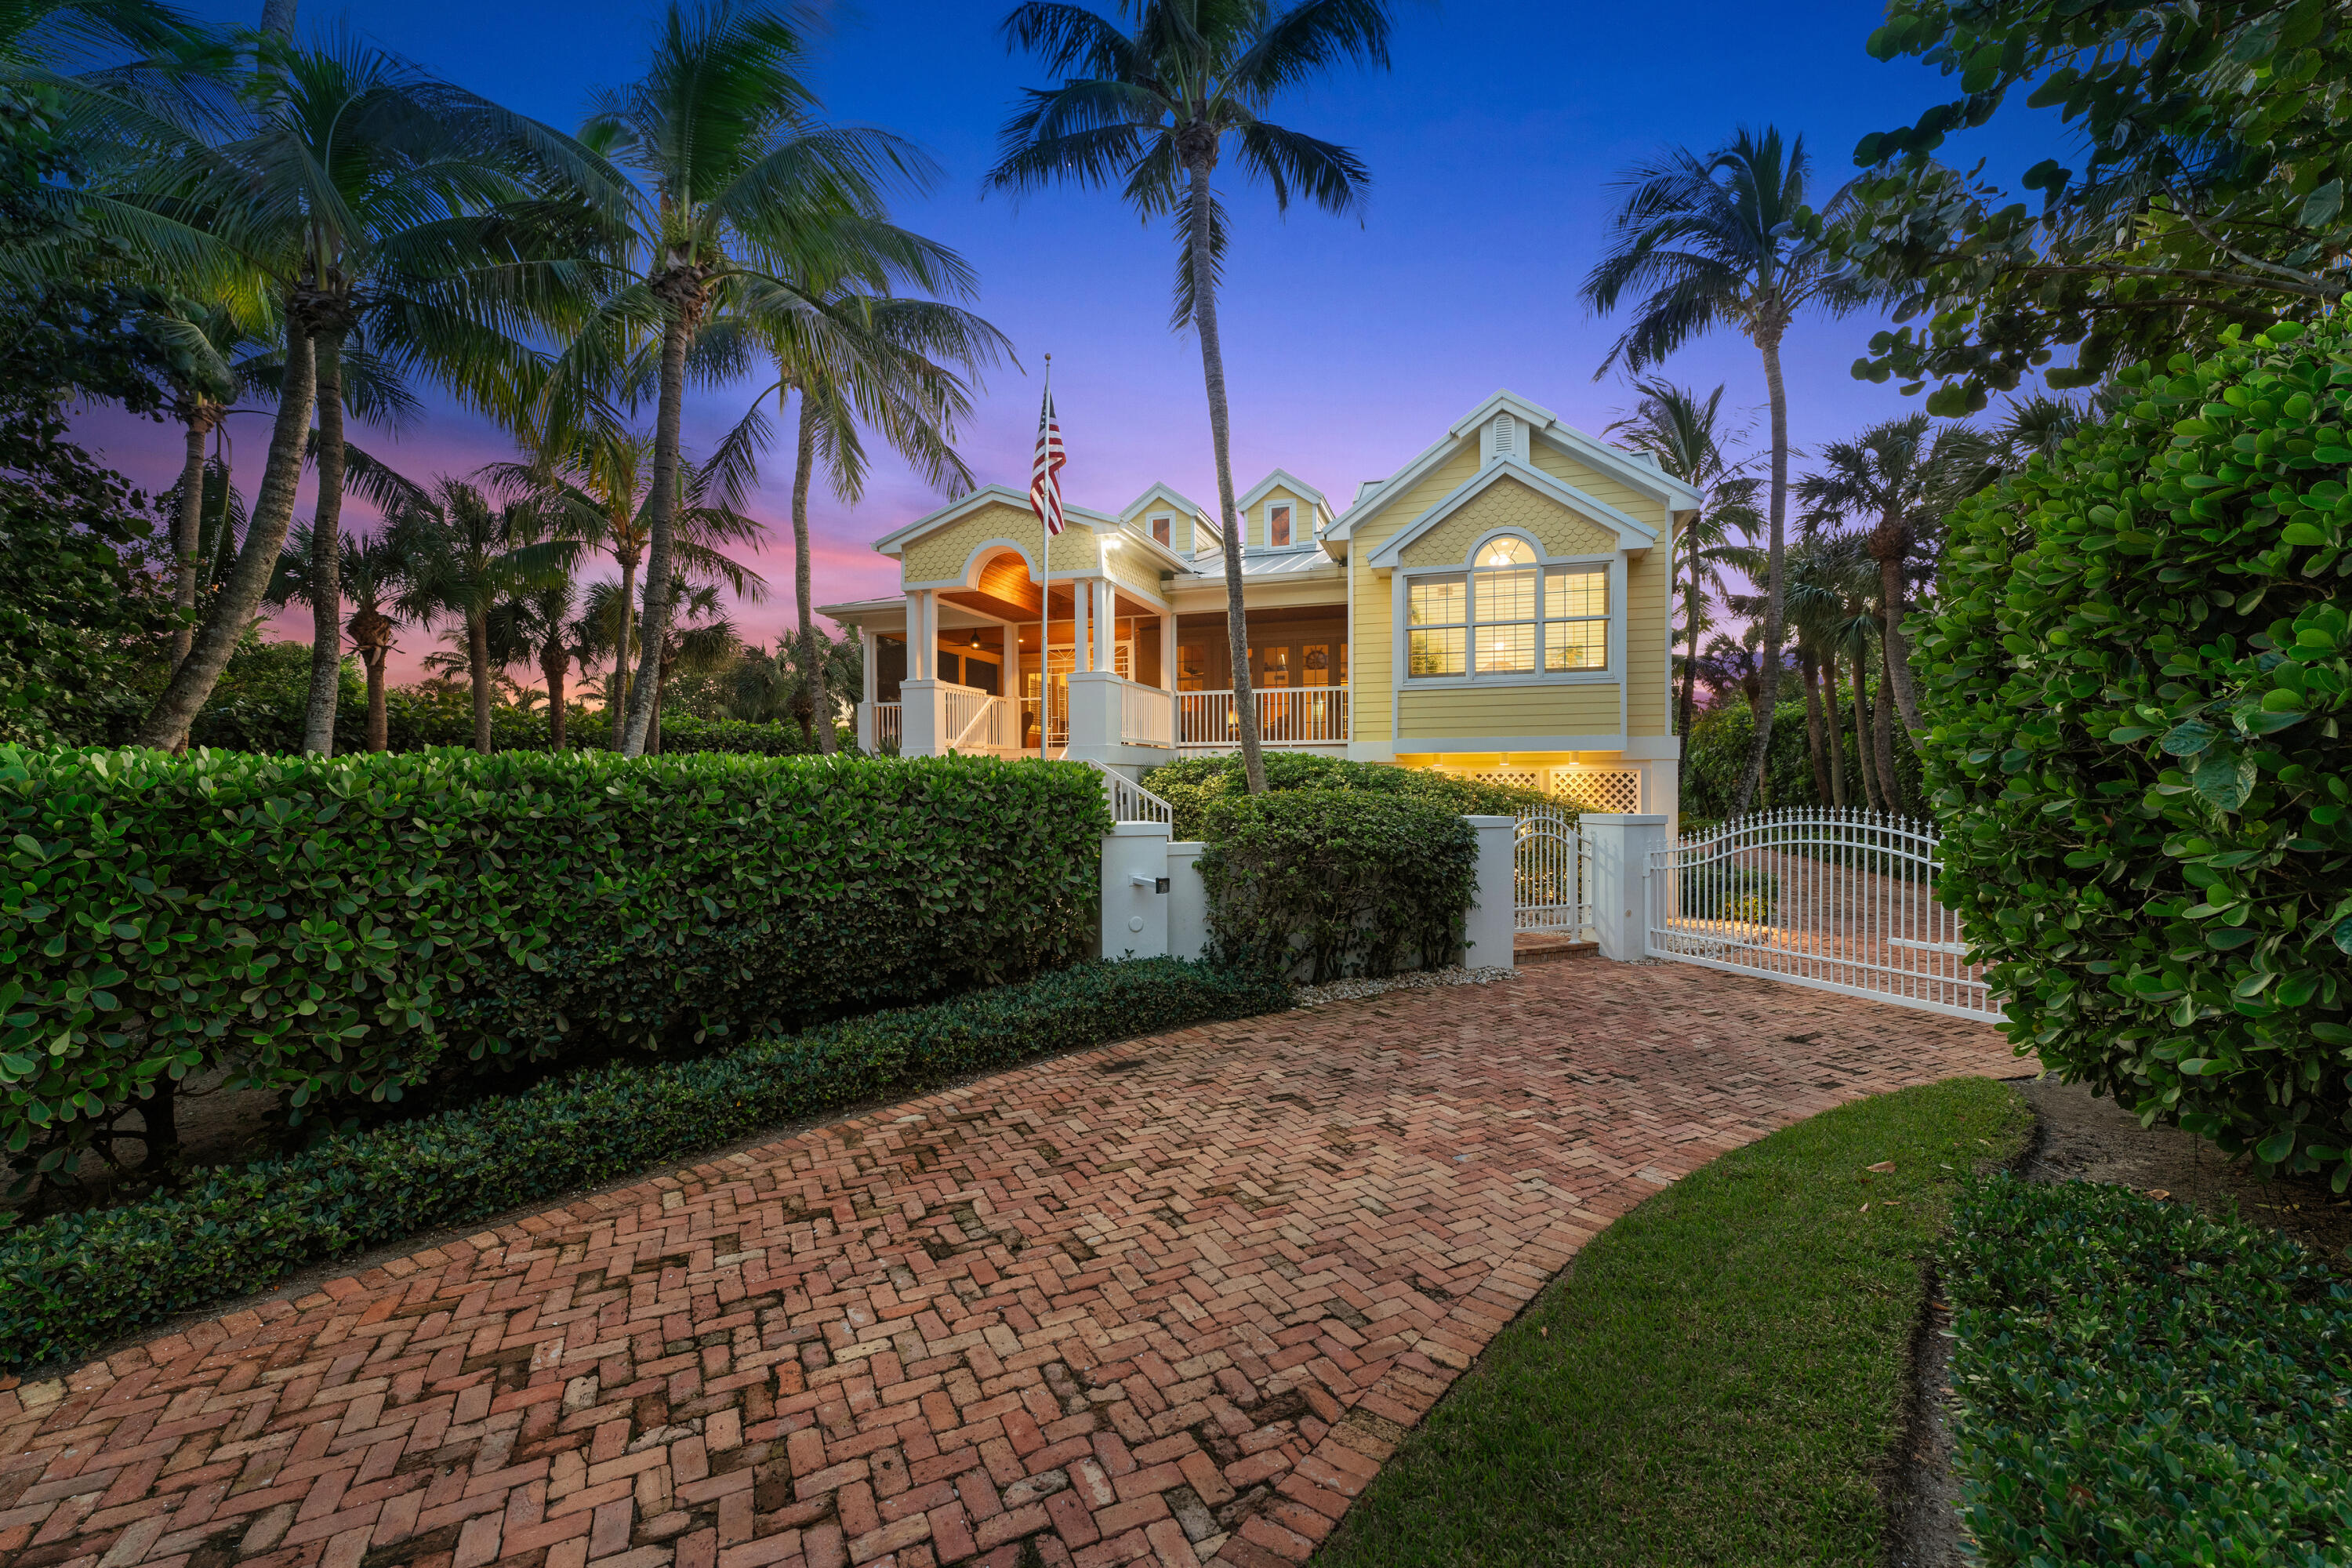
1363 456 1659 568
1328 390 1701 543
1236 468 1330 514
873 485 1119 557
1119 481 1214 529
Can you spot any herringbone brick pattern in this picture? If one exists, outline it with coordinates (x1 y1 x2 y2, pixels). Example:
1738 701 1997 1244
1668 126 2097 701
0 961 2025 1568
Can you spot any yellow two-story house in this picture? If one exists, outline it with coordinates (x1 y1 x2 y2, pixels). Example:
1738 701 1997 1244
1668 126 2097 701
821 390 1693 817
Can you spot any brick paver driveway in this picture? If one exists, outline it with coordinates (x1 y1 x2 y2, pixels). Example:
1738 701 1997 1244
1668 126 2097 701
1 960 2025 1568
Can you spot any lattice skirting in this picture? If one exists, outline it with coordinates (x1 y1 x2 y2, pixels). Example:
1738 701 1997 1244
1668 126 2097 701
1449 764 1645 813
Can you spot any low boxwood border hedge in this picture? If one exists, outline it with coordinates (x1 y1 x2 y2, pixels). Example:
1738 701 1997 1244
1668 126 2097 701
0 957 1289 1373
1947 1174 2352 1565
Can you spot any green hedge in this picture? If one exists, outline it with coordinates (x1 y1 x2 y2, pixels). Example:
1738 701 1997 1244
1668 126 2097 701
1916 315 2352 1181
1947 1175 2352 1565
1144 753 1548 841
0 957 1290 1372
1 746 1106 1177
1198 790 1479 982
90 675 832 757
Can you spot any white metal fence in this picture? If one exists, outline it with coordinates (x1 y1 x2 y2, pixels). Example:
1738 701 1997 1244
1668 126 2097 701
1644 810 1994 1020
1514 805 1592 938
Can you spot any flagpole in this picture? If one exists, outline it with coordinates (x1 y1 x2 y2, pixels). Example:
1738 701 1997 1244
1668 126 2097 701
1040 354 1051 763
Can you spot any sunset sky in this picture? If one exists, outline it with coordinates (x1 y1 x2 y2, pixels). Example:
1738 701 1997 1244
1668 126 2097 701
75 0 2055 684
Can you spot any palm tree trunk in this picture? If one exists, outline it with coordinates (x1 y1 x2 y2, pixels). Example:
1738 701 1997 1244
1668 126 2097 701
302 325 349 756
1821 649 1848 809
466 603 492 754
135 315 316 751
260 0 296 34
789 383 827 753
1185 159 1265 794
1878 548 1925 742
613 550 637 752
169 410 209 669
1677 543 1701 750
1849 647 1882 810
1732 329 1790 816
1872 662 1904 815
545 638 567 750
361 644 389 753
1799 647 1829 805
622 306 693 757
649 657 668 756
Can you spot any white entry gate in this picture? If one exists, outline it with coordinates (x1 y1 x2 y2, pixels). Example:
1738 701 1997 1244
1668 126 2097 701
1644 810 1996 1020
1515 805 1592 938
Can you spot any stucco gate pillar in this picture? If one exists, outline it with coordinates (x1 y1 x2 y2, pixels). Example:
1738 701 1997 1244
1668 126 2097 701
1101 821 1173 960
1581 812 1671 963
1462 815 1516 971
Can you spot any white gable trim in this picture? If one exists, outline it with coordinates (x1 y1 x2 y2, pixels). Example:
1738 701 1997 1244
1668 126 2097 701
1533 423 1704 512
876 485 1119 557
1118 481 1211 528
1236 467 1329 516
1365 458 1659 568
1326 428 1468 542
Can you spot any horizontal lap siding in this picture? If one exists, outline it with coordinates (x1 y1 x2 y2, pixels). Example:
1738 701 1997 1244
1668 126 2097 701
1348 448 1479 745
1534 445 1673 739
1398 682 1621 738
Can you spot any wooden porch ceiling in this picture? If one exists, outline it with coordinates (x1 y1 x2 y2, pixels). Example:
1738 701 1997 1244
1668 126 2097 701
937 581 1163 626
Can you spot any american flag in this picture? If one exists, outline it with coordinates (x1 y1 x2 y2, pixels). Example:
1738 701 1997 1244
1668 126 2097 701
1029 386 1066 535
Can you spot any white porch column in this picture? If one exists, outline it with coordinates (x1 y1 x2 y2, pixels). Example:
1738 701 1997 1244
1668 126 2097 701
1100 821 1172 960
1581 812 1671 963
899 677 947 757
1065 670 1121 764
856 626 878 751
1076 578 1095 673
1462 815 1516 971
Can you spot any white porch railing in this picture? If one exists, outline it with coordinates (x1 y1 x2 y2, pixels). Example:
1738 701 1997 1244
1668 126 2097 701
944 688 1020 753
1083 758 1174 824
1120 678 1174 746
873 702 902 753
1177 686 1349 750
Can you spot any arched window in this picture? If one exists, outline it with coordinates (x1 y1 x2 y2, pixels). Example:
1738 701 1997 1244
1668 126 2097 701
1408 535 1610 678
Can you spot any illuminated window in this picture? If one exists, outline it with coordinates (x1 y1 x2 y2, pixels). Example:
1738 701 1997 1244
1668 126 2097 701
1408 538 1611 678
1472 537 1537 674
1151 514 1171 546
1268 503 1293 547
1544 564 1609 671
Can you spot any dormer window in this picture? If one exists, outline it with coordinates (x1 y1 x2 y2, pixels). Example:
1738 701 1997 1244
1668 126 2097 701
1268 503 1293 548
1151 514 1171 546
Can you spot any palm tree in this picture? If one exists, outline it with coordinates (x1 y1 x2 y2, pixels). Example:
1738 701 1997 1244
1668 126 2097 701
0 0 197 70
1583 125 1867 816
644 583 736 755
488 577 583 748
264 517 418 752
709 276 1009 752
398 478 580 753
1604 379 1762 753
487 427 768 734
1795 413 1993 743
558 0 967 758
61 27 618 754
989 0 1400 794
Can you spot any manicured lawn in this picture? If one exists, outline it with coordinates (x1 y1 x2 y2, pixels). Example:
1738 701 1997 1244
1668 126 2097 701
1317 1076 2033 1567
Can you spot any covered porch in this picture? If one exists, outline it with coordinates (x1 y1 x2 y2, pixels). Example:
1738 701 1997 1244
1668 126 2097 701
851 543 1181 767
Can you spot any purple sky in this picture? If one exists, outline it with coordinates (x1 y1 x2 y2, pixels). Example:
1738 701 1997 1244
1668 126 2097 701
78 0 2056 684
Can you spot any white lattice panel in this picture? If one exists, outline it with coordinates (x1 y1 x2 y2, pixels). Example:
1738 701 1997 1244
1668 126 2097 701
1552 769 1642 814
1467 768 1542 793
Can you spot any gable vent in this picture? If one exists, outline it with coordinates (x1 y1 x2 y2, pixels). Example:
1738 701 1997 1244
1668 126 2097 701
1491 413 1515 459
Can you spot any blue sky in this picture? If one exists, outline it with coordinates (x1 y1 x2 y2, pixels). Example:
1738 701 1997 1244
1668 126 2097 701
82 0 2057 672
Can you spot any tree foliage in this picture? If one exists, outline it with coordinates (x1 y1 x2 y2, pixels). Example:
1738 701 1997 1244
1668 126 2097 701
1846 0 2352 413
1915 315 2352 1182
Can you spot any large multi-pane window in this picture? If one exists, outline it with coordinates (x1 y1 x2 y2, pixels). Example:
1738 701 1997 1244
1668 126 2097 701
1406 537 1610 678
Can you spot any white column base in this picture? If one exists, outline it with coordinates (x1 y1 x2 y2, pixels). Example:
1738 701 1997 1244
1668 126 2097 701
1581 812 1671 961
